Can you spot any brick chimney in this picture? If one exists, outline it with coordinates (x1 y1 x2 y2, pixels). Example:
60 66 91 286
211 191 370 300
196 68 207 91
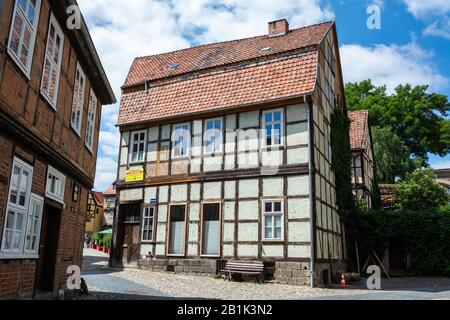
268 19 289 37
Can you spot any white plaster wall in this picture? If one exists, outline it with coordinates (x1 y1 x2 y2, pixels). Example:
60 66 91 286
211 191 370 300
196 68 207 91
118 167 126 181
144 187 157 203
121 132 129 147
155 244 165 256
189 203 200 221
262 245 284 257
239 110 259 128
238 151 259 169
238 201 259 220
288 222 311 242
262 177 284 197
159 185 169 203
287 122 308 146
261 149 283 167
156 224 166 242
288 175 310 196
286 104 308 122
288 245 310 258
238 244 258 257
203 182 222 200
140 244 153 256
224 154 235 170
119 188 143 202
190 183 200 201
238 223 258 242
288 198 310 220
204 157 223 172
188 244 198 256
148 126 159 142
158 205 167 222
223 244 234 257
223 202 235 220
224 181 236 200
171 184 188 202
226 114 236 129
287 147 309 164
189 223 199 242
119 147 128 165
239 179 259 198
193 120 202 135
223 223 235 242
192 136 202 157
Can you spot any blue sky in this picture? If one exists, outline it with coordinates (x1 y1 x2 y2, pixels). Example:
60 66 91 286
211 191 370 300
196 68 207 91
76 0 450 191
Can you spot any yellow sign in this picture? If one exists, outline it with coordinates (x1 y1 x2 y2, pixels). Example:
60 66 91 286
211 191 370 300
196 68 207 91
125 169 144 182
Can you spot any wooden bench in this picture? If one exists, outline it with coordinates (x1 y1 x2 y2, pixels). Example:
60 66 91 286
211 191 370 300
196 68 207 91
221 261 265 282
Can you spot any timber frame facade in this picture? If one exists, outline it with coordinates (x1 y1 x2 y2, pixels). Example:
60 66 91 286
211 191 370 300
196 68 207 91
0 0 115 299
113 20 348 286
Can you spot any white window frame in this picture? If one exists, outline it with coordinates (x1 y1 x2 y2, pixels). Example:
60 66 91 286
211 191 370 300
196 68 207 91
1 157 33 257
262 109 284 147
40 12 64 109
204 118 223 155
70 62 86 136
7 0 42 78
171 123 191 159
141 206 156 243
23 193 44 256
85 89 97 151
129 130 147 163
262 199 284 241
45 165 66 204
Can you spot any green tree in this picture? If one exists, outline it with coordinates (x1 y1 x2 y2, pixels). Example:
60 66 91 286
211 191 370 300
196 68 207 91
346 80 450 162
396 168 449 211
372 126 419 183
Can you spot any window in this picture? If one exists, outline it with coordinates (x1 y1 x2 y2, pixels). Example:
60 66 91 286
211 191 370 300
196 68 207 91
141 206 155 242
168 205 186 255
72 182 80 202
85 89 97 151
172 123 190 158
129 130 146 163
263 200 284 241
263 109 283 147
1 157 33 255
70 63 86 135
24 194 43 255
40 13 64 108
7 0 41 76
45 165 66 204
324 125 330 160
204 118 222 154
201 203 221 256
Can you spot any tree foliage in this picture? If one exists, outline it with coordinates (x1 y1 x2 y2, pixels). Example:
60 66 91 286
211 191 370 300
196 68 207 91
396 168 449 211
372 126 420 183
346 80 450 162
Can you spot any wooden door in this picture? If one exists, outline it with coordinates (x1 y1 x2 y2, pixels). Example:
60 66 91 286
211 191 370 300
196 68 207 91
35 204 62 292
119 203 141 265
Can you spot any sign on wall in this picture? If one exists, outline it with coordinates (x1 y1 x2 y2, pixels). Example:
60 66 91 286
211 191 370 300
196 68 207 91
125 169 144 182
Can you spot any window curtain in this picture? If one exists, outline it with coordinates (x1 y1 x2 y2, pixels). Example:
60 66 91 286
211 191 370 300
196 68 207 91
203 220 219 255
169 221 185 254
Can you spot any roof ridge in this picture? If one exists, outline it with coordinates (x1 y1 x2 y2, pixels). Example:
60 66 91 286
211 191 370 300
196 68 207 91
133 20 334 62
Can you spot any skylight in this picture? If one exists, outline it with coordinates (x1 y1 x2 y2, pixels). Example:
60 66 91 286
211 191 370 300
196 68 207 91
259 47 272 52
170 63 180 70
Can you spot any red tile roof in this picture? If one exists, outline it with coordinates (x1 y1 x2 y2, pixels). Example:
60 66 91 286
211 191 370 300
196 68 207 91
348 110 369 150
123 21 333 88
91 191 104 207
119 52 318 125
103 184 116 196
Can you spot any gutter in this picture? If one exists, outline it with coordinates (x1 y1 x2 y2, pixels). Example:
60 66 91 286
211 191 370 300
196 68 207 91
304 93 316 288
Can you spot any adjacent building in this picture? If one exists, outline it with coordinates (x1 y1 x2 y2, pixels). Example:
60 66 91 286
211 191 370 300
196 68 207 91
113 19 347 286
0 0 115 298
103 184 116 228
348 110 375 207
85 191 105 237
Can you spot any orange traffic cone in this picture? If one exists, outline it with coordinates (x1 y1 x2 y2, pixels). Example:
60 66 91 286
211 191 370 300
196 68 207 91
340 274 347 288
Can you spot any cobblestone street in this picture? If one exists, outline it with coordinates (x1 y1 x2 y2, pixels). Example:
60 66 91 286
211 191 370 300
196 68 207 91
78 249 450 300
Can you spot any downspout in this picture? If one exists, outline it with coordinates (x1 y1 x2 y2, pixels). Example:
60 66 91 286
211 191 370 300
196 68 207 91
304 94 315 288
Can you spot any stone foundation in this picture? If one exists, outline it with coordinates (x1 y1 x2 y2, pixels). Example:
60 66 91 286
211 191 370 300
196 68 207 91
273 261 311 286
138 259 219 275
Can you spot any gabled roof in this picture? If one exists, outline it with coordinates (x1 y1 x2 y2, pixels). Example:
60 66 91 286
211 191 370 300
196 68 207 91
118 21 334 126
123 21 333 88
103 184 116 196
91 191 104 207
349 110 370 150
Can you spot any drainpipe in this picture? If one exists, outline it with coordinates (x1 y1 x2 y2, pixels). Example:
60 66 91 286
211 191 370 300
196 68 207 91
304 94 315 288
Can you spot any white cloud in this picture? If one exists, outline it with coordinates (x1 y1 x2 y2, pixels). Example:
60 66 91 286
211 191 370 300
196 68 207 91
431 160 450 170
77 0 334 191
402 0 450 18
340 42 449 93
424 16 450 39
